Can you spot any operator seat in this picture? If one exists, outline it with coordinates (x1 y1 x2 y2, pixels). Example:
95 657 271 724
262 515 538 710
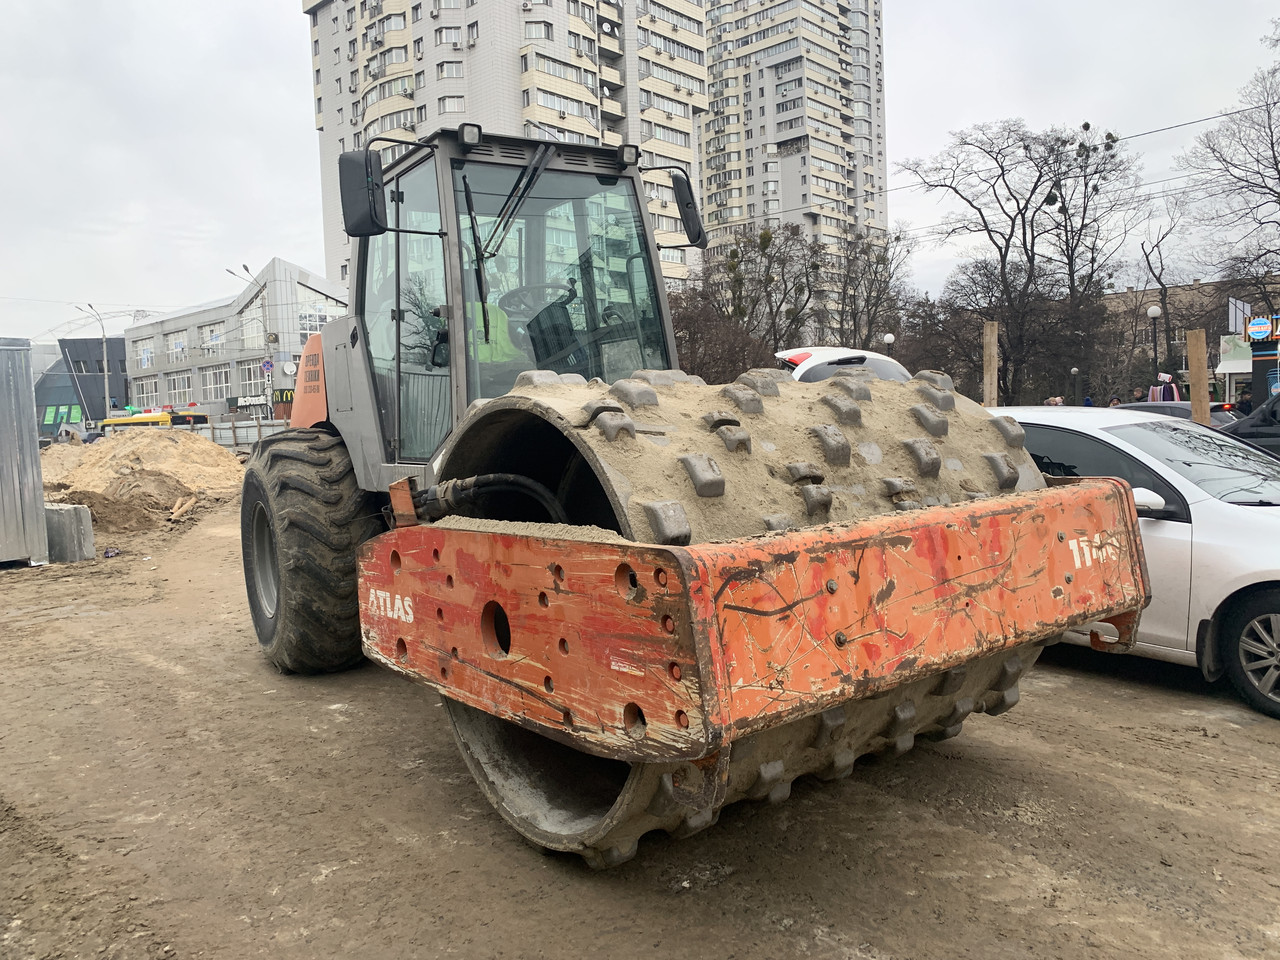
527 300 587 377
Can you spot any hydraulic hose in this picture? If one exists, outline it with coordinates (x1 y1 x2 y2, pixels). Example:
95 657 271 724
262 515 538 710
411 473 569 524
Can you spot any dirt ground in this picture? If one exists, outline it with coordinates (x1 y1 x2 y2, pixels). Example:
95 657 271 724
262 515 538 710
3 500 1279 960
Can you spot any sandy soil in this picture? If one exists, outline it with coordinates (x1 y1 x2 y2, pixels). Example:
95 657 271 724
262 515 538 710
40 431 244 535
3 500 1279 960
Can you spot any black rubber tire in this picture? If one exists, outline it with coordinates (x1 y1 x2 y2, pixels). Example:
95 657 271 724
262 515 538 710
240 428 384 674
1219 589 1280 719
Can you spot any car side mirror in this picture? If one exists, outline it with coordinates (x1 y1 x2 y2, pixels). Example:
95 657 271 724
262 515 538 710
1132 487 1176 520
669 169 707 249
338 149 389 237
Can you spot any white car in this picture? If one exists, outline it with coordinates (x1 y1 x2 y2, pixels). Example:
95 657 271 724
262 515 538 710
776 346 911 383
1005 406 1280 719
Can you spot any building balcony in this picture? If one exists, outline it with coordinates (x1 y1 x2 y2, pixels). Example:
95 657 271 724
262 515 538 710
598 31 622 60
600 63 623 88
601 96 624 120
597 0 622 25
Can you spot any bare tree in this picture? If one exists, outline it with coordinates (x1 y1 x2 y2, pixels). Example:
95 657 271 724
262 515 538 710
900 120 1143 403
1040 123 1145 325
668 284 773 384
1181 47 1280 294
714 224 825 353
816 226 916 350
668 223 827 383
1139 199 1187 378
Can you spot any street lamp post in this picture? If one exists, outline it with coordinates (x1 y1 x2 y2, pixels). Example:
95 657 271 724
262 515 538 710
1070 366 1081 406
75 304 110 427
1147 305 1162 382
882 332 895 356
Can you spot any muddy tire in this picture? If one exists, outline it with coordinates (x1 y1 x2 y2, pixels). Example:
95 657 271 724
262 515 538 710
241 428 384 674
1220 589 1280 719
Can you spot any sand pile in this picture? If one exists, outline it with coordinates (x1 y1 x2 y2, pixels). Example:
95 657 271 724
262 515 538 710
42 430 245 533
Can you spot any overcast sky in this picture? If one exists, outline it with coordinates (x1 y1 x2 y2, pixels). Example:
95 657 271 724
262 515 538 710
0 1 1275 342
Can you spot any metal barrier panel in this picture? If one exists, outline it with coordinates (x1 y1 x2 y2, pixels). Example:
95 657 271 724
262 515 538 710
181 420 290 449
0 339 50 564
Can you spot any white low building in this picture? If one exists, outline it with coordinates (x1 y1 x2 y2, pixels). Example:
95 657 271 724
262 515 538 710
123 258 346 419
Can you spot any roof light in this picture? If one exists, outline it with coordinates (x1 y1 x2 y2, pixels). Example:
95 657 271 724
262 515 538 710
458 123 483 150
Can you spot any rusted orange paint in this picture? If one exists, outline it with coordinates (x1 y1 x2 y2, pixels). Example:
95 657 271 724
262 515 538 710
358 478 1149 762
289 334 328 428
388 478 419 527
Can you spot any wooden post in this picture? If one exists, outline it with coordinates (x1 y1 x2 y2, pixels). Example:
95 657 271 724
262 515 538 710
1187 328 1210 426
983 321 999 407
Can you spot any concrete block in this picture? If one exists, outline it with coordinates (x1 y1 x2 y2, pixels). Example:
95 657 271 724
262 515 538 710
44 503 95 564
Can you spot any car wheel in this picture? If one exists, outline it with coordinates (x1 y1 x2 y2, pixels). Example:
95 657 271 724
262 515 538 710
1220 590 1280 719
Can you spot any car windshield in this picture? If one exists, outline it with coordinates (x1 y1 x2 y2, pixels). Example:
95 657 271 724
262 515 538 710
1107 420 1280 505
798 356 910 383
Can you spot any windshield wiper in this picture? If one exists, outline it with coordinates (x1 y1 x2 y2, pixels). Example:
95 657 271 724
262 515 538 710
460 174 492 344
484 143 556 259
1226 499 1280 506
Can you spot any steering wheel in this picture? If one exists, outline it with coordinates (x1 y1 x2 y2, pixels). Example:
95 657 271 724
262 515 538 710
498 283 574 317
600 306 631 326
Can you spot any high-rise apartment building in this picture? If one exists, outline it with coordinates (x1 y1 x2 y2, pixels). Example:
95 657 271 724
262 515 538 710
304 0 708 285
701 0 887 254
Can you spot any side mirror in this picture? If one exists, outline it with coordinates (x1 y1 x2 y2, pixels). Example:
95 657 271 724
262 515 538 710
338 149 388 237
1132 487 1175 520
669 169 707 249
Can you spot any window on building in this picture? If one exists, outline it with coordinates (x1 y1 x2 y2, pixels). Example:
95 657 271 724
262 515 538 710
134 377 158 409
166 372 193 405
198 321 225 355
436 26 461 44
201 364 232 401
525 21 552 40
439 95 465 113
164 331 188 364
467 22 479 42
438 60 463 78
238 360 266 399
240 300 266 351
133 338 154 369
412 3 422 21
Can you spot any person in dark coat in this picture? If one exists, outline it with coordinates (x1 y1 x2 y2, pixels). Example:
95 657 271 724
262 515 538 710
1238 388 1253 415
